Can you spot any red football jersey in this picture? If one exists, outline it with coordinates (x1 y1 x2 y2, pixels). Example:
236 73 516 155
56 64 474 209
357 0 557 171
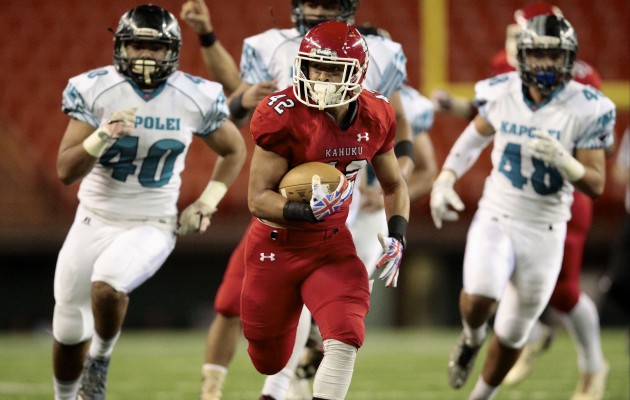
250 87 397 230
490 49 602 89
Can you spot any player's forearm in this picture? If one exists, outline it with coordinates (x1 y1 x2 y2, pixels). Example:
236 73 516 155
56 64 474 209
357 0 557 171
408 169 436 202
383 181 410 222
572 166 606 198
200 42 241 96
57 145 98 185
209 148 246 189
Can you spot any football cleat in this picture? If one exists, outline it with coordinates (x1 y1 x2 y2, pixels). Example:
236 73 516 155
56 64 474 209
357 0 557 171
571 361 609 400
503 324 554 385
447 332 482 389
77 356 110 400
200 367 226 400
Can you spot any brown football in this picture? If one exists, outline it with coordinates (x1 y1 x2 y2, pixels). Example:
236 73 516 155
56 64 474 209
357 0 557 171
278 162 343 202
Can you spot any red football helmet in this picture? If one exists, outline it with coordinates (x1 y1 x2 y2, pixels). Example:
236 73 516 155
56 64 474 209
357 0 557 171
293 21 369 109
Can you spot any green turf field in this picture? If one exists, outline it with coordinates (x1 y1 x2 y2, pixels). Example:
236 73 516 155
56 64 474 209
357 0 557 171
1 328 627 399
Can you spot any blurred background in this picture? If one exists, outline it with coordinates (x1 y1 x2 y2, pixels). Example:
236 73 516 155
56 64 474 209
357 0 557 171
1 0 628 331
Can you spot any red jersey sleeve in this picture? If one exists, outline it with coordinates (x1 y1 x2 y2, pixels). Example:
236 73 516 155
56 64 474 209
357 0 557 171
250 94 291 159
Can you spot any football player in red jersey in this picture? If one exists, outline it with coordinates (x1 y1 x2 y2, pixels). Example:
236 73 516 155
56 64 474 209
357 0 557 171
430 3 609 398
242 21 409 400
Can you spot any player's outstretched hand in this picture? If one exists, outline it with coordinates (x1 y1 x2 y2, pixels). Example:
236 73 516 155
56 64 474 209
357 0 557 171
375 233 404 288
310 174 352 221
430 170 464 229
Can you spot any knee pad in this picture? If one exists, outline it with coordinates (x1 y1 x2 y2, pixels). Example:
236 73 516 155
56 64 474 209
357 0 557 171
52 303 94 344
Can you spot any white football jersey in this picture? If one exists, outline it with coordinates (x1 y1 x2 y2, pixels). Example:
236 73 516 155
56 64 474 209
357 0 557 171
475 71 616 223
361 84 434 188
62 66 229 219
399 84 434 138
239 27 407 96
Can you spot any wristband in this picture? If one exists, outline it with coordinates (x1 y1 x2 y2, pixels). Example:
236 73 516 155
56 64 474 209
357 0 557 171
199 180 228 211
199 32 217 48
387 215 408 250
228 92 249 120
82 128 113 158
394 140 415 162
283 201 319 223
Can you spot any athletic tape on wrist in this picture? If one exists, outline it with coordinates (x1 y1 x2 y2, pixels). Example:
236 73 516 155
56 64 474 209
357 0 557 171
199 180 228 211
82 129 111 158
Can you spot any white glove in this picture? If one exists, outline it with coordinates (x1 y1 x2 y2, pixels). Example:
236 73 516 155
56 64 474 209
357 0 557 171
527 130 585 182
430 170 464 229
82 108 137 157
101 108 137 139
176 181 227 236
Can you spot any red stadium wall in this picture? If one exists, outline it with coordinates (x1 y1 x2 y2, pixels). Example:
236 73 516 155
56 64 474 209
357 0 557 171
0 0 627 247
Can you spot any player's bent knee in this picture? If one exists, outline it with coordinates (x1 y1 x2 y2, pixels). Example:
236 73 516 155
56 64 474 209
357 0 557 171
549 282 579 312
52 303 94 344
246 339 289 375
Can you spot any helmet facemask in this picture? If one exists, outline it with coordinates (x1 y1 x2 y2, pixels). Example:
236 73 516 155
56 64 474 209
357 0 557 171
517 15 577 96
293 52 364 109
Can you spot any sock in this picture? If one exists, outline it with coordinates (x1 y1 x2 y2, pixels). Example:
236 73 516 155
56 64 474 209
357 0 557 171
468 376 498 400
88 331 120 359
463 320 487 346
560 293 605 373
261 367 294 400
53 377 81 400
312 339 356 400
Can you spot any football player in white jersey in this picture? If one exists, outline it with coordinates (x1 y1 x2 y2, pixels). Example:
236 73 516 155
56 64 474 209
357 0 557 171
180 1 423 399
52 5 246 400
429 15 615 400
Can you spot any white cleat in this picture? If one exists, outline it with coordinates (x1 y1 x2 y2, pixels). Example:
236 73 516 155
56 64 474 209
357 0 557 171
571 361 609 400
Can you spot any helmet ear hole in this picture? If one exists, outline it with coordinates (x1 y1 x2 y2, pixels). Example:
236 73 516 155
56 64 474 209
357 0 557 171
113 5 181 87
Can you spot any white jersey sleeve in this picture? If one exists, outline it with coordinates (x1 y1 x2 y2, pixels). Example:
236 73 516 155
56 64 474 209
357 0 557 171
363 35 407 97
239 28 302 89
474 72 616 223
399 85 434 137
62 66 229 219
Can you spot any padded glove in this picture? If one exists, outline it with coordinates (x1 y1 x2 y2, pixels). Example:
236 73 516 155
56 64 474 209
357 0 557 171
310 174 352 221
376 233 404 288
430 170 464 229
